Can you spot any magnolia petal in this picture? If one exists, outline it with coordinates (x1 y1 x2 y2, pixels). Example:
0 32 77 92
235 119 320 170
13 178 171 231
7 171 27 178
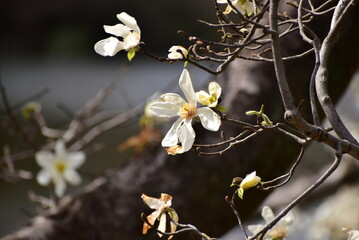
94 37 125 57
196 107 221 131
149 102 180 118
67 152 85 168
280 211 294 226
196 91 211 106
117 12 141 34
54 176 66 197
157 213 167 237
160 193 173 205
141 194 164 210
178 122 196 152
168 46 188 59
104 24 131 37
162 119 182 147
179 69 197 105
209 82 222 99
54 140 66 157
247 224 264 234
35 151 55 168
243 0 255 15
168 52 183 60
36 170 51 186
64 169 82 185
169 209 179 235
261 206 275 222
216 0 228 3
161 93 186 106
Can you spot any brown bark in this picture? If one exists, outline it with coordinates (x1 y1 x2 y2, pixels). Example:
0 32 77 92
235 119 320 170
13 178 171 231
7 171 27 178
2 4 359 240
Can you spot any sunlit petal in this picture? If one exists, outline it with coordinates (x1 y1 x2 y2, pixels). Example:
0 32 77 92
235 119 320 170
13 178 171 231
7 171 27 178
196 108 221 131
157 213 167 237
117 12 141 34
150 102 180 118
142 194 164 210
104 24 131 37
54 176 66 197
261 206 275 222
64 169 82 185
179 69 197 105
162 119 182 147
36 170 51 186
178 121 196 152
35 151 55 168
67 152 85 168
94 37 125 57
209 82 221 98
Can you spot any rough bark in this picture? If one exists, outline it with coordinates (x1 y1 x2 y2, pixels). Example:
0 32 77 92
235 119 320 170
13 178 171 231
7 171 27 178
3 3 359 240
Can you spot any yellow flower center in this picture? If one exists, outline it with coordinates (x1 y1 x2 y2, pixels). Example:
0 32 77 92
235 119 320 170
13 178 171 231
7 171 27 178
179 103 197 120
55 161 67 174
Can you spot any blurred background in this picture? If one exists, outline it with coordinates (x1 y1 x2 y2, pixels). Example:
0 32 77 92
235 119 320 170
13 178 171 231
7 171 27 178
0 0 358 239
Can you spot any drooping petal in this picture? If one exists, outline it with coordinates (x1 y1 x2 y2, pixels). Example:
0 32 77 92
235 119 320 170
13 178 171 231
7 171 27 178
64 169 82 185
209 82 221 99
104 24 131 38
179 69 197 105
169 209 179 235
149 102 180 118
54 176 66 197
35 151 55 168
117 12 141 34
157 213 167 237
141 194 164 210
178 121 196 152
67 152 85 168
94 37 125 57
196 107 221 131
162 118 183 147
36 170 51 186
261 206 275 223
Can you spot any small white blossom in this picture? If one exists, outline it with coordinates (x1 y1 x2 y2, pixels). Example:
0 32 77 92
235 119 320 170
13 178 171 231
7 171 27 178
168 46 188 59
196 81 222 108
35 140 85 197
217 0 255 16
142 193 179 239
94 12 141 57
149 69 221 154
248 206 294 240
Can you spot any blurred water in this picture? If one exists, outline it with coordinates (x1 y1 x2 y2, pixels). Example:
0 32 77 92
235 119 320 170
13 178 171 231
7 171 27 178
0 58 212 236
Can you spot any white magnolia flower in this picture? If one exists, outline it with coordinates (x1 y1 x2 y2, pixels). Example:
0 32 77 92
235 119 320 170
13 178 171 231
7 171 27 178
217 0 255 16
94 12 141 57
196 81 222 108
248 206 294 240
149 69 221 154
344 229 359 240
168 46 188 60
35 140 85 197
142 193 179 239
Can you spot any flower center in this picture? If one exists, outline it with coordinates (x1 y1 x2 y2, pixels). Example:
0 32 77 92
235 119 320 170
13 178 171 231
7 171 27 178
55 161 67 174
179 103 197 120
